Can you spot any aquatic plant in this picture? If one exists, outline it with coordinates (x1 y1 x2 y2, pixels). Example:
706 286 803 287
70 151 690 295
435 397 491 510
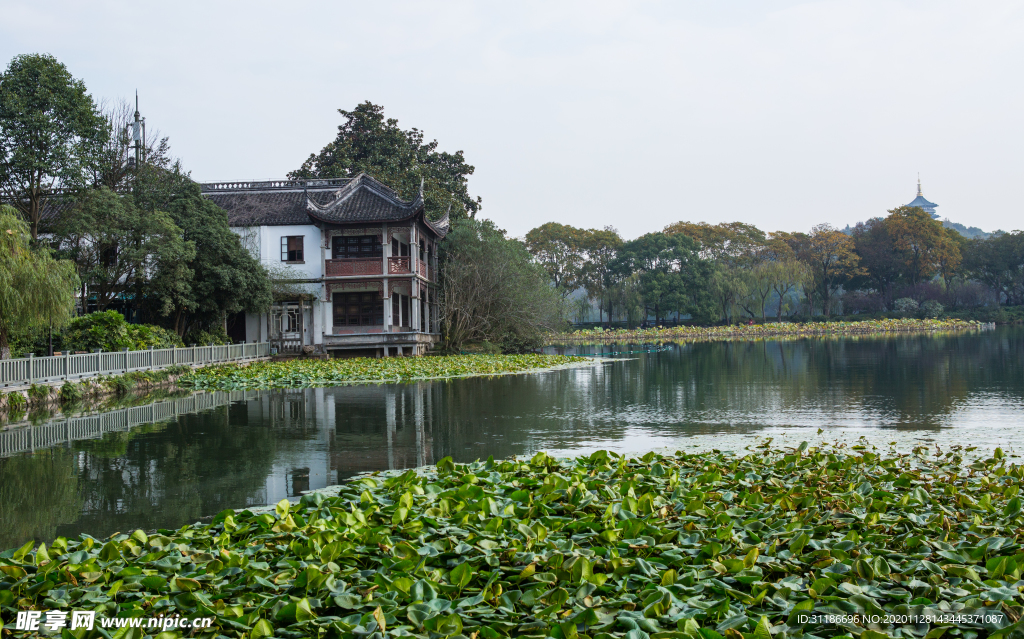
3 443 1023 638
179 354 587 391
557 318 984 343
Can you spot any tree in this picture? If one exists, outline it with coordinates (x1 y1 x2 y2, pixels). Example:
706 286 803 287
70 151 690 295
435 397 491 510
665 221 766 321
850 218 903 306
579 226 622 324
162 183 273 336
803 224 861 317
885 206 946 286
51 187 193 313
290 101 480 222
963 231 1024 306
524 222 588 297
0 205 78 358
0 54 106 239
761 236 809 321
935 227 964 292
611 233 715 323
439 218 565 352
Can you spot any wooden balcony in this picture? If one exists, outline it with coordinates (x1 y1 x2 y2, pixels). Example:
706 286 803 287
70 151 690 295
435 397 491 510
325 258 383 277
388 256 411 274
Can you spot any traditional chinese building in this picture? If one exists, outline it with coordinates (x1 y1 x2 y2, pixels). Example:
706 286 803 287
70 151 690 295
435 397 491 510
202 174 447 357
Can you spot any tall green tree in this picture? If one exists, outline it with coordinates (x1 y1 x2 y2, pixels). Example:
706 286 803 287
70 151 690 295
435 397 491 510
524 222 589 297
0 205 78 358
885 206 947 286
850 217 903 305
611 233 715 323
0 54 106 239
440 218 564 352
51 187 193 313
290 101 480 222
665 221 767 321
580 227 623 324
803 224 862 317
160 181 273 336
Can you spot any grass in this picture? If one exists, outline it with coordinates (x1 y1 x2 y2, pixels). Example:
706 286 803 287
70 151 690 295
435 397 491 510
556 318 987 343
178 354 588 391
2 444 1023 638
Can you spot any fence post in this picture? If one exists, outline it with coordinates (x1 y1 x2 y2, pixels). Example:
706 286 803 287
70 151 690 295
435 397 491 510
173 346 178 365
28 354 34 385
95 349 101 377
65 350 70 379
124 348 129 374
148 346 154 371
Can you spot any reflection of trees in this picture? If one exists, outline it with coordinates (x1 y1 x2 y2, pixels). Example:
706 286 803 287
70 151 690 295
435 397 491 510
56 403 278 542
0 449 83 549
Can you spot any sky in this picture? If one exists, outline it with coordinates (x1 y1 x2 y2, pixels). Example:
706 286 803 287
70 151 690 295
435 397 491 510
2 0 1022 239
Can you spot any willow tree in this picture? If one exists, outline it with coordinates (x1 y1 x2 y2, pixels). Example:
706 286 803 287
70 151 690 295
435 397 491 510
0 205 79 358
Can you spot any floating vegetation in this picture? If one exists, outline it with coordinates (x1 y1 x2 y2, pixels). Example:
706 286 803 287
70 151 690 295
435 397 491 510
556 318 988 343
3 443 1023 638
179 354 588 391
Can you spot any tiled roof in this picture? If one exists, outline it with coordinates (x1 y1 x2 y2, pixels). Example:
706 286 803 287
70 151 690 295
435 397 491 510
201 174 446 237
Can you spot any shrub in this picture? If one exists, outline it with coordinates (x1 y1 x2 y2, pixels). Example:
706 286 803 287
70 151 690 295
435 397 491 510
27 384 49 403
921 299 945 318
893 297 920 314
58 381 83 405
183 326 231 346
4 391 27 411
110 375 136 396
60 310 184 352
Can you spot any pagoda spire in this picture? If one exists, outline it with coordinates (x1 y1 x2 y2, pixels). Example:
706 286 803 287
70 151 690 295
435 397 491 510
917 174 922 196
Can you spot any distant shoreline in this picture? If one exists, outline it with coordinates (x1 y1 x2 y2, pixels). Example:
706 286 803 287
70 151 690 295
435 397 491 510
551 317 990 343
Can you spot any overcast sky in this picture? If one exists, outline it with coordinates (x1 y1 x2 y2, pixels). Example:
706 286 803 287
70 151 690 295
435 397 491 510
2 1 1022 238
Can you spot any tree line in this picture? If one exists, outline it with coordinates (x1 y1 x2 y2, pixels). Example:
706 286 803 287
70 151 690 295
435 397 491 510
525 207 1024 325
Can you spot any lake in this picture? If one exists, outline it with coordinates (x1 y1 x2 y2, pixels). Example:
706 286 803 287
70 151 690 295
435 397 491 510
2 325 1022 548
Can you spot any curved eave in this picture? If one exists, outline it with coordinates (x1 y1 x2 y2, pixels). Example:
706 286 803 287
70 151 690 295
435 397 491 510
306 204 448 239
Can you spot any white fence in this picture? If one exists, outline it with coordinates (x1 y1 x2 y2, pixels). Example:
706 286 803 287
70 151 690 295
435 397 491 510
0 390 262 457
0 343 272 389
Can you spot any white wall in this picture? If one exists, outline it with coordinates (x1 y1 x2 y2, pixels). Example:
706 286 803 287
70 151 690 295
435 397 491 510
231 224 323 279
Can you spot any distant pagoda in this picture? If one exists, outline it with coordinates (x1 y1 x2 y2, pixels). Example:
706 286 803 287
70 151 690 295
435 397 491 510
906 177 939 219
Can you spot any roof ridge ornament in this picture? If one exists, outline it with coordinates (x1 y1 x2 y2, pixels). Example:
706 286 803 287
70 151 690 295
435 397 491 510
917 173 922 196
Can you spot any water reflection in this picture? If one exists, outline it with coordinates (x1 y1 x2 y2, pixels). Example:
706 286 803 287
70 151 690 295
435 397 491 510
1 326 1021 548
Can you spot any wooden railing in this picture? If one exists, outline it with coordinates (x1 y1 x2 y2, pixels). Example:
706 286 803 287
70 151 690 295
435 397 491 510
325 258 383 276
388 257 411 274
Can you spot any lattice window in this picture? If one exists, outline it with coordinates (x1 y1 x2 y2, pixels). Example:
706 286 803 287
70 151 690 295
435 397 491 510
333 292 384 326
332 235 382 259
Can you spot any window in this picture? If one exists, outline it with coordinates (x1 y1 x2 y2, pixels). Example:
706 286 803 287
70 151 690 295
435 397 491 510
281 236 304 262
332 235 382 259
333 292 383 326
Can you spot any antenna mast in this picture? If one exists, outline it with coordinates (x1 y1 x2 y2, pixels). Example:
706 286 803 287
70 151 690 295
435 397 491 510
130 91 146 168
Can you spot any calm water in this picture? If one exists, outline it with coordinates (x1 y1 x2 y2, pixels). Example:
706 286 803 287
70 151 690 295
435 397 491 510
2 326 1022 548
